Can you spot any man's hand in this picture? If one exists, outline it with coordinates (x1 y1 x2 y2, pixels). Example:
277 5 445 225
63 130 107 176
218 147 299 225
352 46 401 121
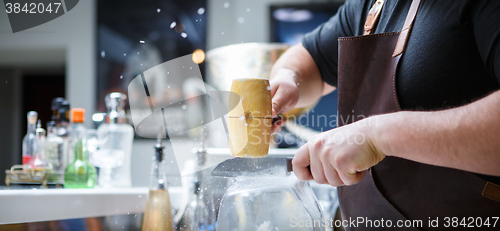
269 68 299 134
293 117 386 186
268 44 333 135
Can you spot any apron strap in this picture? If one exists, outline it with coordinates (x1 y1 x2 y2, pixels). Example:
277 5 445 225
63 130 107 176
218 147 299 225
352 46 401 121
393 0 422 57
363 0 385 35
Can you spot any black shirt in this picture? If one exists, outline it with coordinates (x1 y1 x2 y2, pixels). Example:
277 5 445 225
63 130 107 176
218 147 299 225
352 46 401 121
303 0 500 182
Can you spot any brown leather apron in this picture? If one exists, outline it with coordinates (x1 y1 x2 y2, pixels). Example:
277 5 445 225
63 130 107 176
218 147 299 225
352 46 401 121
336 0 500 230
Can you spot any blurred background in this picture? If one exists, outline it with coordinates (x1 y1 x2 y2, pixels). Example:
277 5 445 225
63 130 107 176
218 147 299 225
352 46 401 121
0 0 348 230
0 0 344 187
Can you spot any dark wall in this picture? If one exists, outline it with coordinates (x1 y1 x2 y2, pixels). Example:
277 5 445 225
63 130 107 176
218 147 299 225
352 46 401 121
0 68 65 186
21 74 66 144
0 68 22 185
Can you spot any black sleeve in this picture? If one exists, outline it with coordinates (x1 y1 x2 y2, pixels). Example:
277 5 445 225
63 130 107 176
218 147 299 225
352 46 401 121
468 0 500 83
302 0 360 87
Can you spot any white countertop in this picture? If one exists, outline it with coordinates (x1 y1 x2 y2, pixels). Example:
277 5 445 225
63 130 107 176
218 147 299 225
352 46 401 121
0 149 299 225
0 187 185 225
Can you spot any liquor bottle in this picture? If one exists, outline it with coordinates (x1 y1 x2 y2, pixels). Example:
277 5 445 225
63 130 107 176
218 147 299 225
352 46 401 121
47 97 65 132
26 120 52 171
22 111 38 164
141 134 173 231
96 92 134 187
64 108 96 188
57 101 71 166
50 98 65 122
174 148 215 231
57 101 71 136
45 120 65 173
175 180 212 231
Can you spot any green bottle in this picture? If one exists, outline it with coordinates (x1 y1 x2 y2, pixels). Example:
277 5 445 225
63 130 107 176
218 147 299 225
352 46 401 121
64 108 96 188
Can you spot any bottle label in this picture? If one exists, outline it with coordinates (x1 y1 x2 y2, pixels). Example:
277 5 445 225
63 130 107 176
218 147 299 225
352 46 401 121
22 156 31 165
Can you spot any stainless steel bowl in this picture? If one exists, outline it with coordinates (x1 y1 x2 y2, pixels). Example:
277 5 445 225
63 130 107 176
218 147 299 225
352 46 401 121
206 43 319 119
206 43 290 91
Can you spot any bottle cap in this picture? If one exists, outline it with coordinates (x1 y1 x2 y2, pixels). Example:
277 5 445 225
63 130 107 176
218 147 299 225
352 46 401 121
105 92 127 123
36 119 46 137
51 97 65 111
105 92 127 109
155 129 164 162
27 111 38 124
71 108 85 123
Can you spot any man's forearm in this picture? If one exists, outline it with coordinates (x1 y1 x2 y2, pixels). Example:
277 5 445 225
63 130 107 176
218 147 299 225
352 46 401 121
270 44 333 108
373 90 500 176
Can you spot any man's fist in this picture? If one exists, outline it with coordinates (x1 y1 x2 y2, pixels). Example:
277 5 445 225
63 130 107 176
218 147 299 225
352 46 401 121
293 117 386 186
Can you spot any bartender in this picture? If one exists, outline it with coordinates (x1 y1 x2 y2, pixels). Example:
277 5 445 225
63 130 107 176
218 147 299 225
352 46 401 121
269 0 500 230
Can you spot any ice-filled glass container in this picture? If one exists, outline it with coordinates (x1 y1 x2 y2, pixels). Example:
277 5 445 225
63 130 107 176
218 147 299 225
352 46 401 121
217 174 324 231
